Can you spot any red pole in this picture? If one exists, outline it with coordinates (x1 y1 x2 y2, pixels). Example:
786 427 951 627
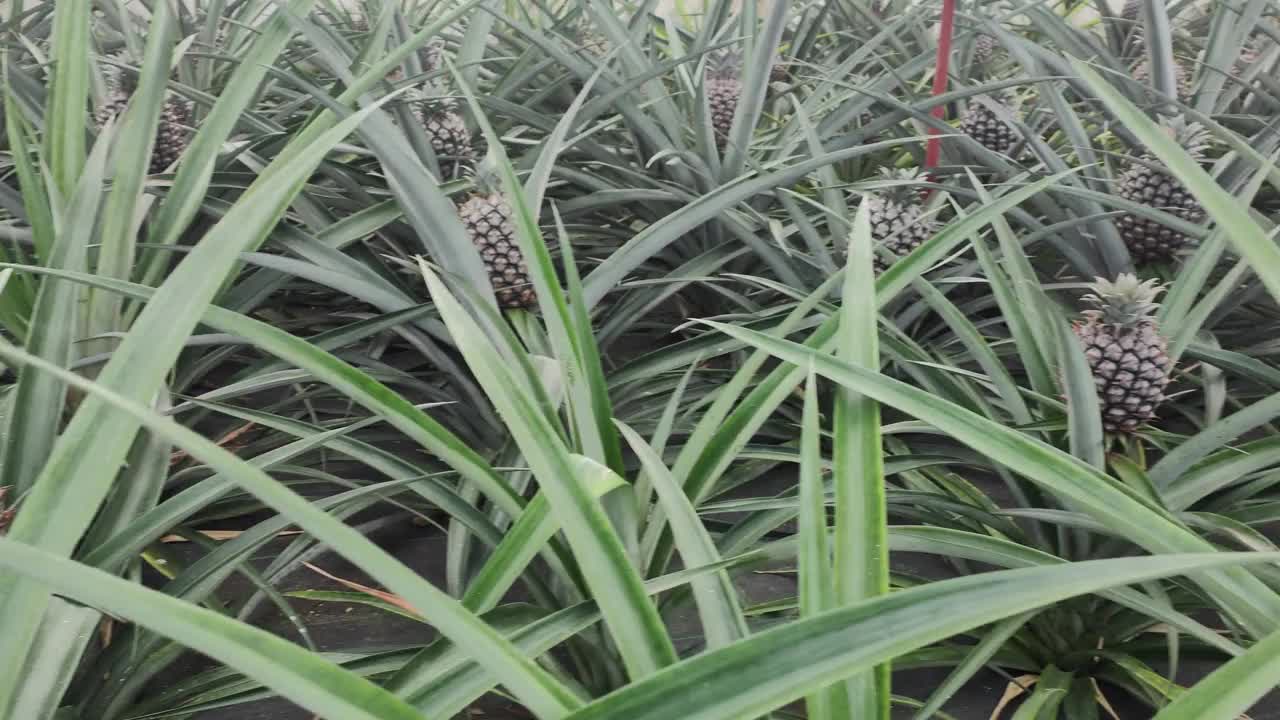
925 0 957 170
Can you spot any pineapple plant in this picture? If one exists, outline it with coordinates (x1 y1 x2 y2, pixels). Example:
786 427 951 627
863 169 934 271
458 176 536 309
95 54 192 174
705 49 743 149
1073 274 1172 433
960 95 1020 155
1115 122 1209 263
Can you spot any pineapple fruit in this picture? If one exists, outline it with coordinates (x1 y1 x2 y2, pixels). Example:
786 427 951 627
863 169 934 271
705 49 743 149
96 55 192 174
458 192 536 309
973 33 996 66
0 486 13 535
1131 57 1193 101
770 56 791 83
1073 274 1172 433
575 18 609 57
960 96 1019 155
1115 123 1208 263
416 104 475 172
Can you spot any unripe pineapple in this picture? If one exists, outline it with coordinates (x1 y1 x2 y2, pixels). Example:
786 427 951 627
1234 35 1271 79
1073 274 1172 433
575 18 609 57
973 33 996 65
415 104 475 171
0 485 13 536
770 57 791 83
1121 0 1141 22
1115 122 1209 263
458 192 536 309
960 96 1019 155
863 168 934 271
95 56 192 174
1131 57 1193 100
705 49 743 149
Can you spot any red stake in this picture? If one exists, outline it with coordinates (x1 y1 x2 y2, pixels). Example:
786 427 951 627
924 0 957 172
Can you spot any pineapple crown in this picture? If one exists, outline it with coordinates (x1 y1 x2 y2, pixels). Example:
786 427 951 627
1080 274 1164 328
968 89 1020 115
706 48 743 80
1170 121 1211 157
466 154 503 195
102 51 138 94
873 167 928 206
421 39 446 74
1135 120 1210 162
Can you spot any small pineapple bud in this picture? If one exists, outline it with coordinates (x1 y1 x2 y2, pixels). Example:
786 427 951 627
1074 274 1173 433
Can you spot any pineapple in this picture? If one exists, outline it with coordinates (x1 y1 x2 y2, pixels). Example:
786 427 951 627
705 49 743 149
973 33 996 65
458 191 536 309
575 18 609 57
1234 35 1271 79
1121 0 1141 22
96 55 192 174
1073 275 1172 433
416 103 475 172
1131 57 1193 100
960 96 1019 155
770 56 791 83
1115 122 1208 263
0 486 12 536
863 169 934 271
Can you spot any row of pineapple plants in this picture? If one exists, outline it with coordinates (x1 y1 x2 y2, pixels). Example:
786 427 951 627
0 0 1279 719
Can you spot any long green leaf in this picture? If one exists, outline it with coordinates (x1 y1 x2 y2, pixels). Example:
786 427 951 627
561 553 1280 720
617 421 746 650
798 370 845 720
1151 626 1280 719
833 199 889 718
45 0 90 196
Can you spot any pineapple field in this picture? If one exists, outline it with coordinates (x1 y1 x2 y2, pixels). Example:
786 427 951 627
4 0 1280 718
